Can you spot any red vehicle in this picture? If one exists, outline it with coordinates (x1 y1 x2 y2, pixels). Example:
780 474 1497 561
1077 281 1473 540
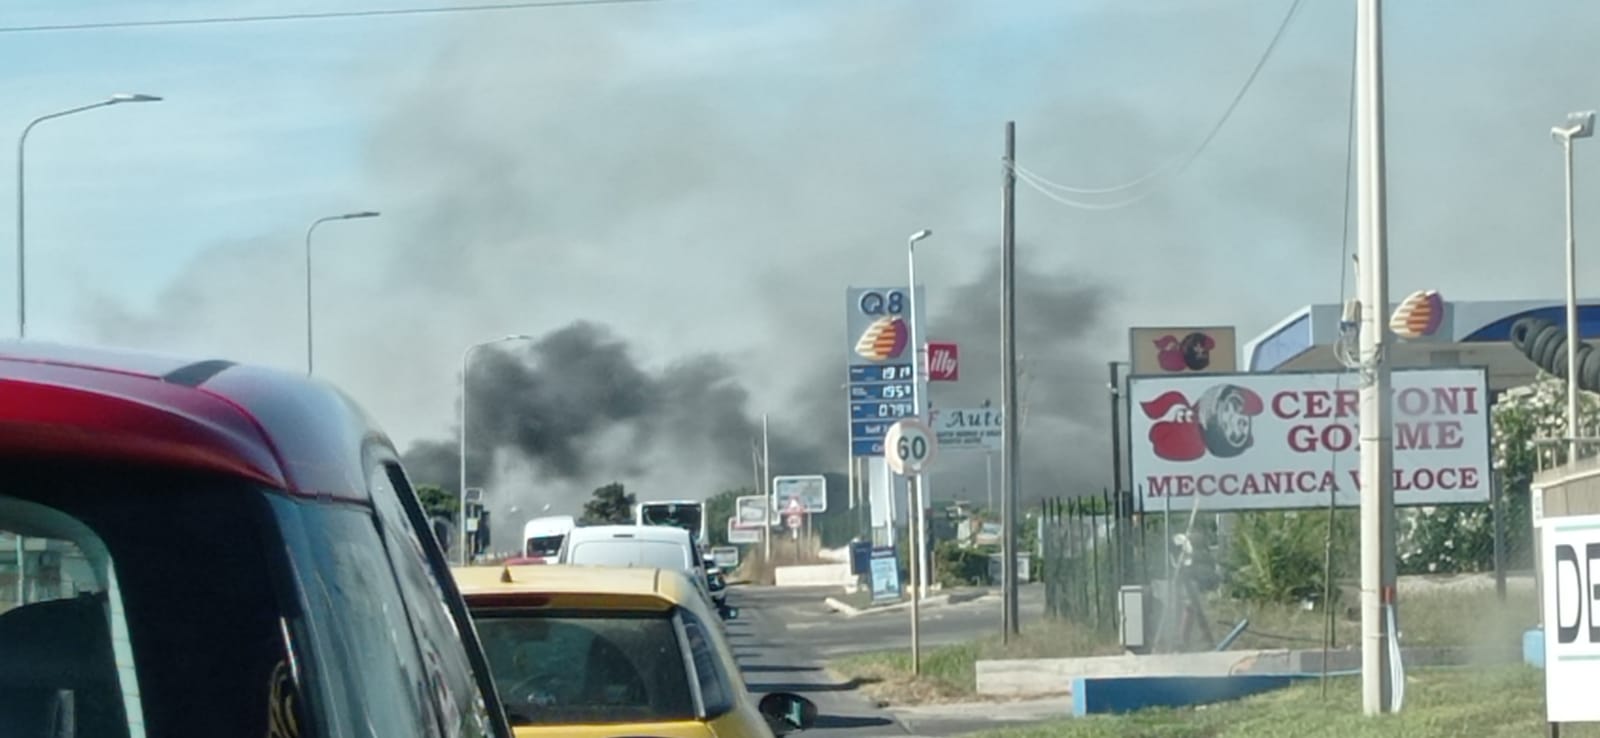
0 341 514 738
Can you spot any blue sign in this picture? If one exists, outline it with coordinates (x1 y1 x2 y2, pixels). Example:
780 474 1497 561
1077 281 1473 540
869 546 902 603
849 382 915 401
846 286 925 457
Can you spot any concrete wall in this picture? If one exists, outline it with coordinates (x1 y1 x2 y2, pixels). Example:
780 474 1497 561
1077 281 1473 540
772 563 854 587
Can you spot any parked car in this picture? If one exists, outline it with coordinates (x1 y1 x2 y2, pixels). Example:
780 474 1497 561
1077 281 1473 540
559 524 717 610
0 341 512 738
454 563 816 737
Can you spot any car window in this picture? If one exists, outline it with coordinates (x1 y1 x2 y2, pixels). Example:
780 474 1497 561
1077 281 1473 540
473 611 695 726
272 495 438 738
524 535 563 558
677 608 734 718
0 462 298 738
370 463 496 738
568 540 688 570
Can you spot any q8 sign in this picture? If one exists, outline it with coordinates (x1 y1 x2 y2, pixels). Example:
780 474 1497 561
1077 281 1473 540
846 286 925 457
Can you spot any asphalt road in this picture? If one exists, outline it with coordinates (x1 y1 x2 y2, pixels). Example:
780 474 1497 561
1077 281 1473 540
776 584 1047 658
723 586 910 738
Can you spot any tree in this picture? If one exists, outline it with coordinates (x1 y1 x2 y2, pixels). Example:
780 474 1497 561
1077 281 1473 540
581 482 636 525
703 488 749 547
1399 373 1600 573
415 484 459 522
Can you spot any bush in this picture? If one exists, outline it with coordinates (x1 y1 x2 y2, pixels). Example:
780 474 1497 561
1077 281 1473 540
933 540 991 588
1224 510 1354 605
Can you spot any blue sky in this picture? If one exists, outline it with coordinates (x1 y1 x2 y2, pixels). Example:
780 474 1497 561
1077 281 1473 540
6 0 1600 504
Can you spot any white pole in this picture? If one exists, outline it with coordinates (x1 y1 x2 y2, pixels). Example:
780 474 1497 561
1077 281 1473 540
1564 134 1581 463
1356 0 1397 715
763 413 773 564
459 344 474 567
907 230 932 599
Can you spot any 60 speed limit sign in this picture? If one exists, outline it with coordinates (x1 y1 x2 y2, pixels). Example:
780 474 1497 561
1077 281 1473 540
884 418 938 475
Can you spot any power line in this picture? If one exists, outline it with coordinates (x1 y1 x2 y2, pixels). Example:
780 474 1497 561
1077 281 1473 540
1015 0 1307 208
0 0 672 35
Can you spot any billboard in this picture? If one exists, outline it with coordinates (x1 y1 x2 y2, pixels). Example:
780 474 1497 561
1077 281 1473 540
1540 513 1600 722
846 286 926 456
1127 367 1490 512
930 406 1001 452
732 495 769 529
1129 327 1236 375
773 475 827 513
727 518 761 544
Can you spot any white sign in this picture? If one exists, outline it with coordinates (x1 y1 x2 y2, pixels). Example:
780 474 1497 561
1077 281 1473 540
1542 513 1600 722
930 406 1002 452
711 545 740 569
1127 368 1491 512
884 419 938 476
733 495 769 529
773 475 827 514
727 518 761 544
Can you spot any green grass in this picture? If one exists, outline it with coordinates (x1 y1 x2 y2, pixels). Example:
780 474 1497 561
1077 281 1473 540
963 666 1600 738
831 587 1537 706
831 618 1121 704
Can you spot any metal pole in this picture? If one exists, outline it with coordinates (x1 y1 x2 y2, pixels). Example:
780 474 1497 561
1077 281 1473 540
915 470 928 672
305 218 330 375
763 413 773 564
1356 0 1396 714
907 230 932 600
986 451 994 511
1564 135 1581 464
459 343 474 567
1000 120 1021 639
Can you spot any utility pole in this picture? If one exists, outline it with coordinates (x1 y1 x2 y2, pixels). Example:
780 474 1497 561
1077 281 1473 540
763 413 773 565
1000 121 1021 640
1356 0 1397 715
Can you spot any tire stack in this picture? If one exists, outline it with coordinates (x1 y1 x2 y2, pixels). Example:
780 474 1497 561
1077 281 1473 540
1509 317 1600 391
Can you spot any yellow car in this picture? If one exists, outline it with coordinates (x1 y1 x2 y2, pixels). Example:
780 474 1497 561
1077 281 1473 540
454 563 818 738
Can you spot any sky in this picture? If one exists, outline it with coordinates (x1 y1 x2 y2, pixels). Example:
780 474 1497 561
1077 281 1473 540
5 0 1600 519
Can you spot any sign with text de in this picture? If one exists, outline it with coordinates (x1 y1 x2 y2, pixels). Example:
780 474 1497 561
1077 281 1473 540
927 342 958 381
1542 513 1600 722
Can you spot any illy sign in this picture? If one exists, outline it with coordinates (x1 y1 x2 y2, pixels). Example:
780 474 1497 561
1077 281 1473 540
927 342 958 382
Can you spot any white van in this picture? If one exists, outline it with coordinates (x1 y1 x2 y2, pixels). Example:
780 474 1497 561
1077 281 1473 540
520 514 576 561
559 525 713 606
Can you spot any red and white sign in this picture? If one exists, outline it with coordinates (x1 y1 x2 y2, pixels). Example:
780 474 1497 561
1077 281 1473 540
786 513 803 530
927 342 959 381
1127 368 1490 512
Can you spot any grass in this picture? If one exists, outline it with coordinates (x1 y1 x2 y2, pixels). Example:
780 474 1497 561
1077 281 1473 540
832 617 1122 705
962 666 1600 738
830 586 1538 707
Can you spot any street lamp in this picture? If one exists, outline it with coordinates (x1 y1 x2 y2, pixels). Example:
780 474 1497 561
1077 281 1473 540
460 333 533 565
1553 110 1595 463
905 228 932 599
304 211 380 374
16 93 162 339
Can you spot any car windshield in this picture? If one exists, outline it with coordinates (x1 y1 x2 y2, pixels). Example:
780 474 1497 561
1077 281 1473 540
473 611 694 726
525 534 563 558
639 505 701 536
0 460 294 738
567 540 686 570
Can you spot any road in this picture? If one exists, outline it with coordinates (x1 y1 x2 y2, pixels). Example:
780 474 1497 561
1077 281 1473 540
725 584 1055 738
724 586 909 737
773 584 1047 658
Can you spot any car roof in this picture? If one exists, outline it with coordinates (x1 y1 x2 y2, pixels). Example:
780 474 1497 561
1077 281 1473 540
0 340 396 502
567 524 692 543
451 564 700 610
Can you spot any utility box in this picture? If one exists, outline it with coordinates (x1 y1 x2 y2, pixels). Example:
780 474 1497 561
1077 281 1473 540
1119 585 1152 653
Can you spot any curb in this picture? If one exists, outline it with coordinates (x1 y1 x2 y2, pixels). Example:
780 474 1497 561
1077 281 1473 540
823 597 864 617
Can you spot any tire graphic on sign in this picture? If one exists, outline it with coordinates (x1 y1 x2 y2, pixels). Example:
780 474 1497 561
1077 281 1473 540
1195 383 1262 458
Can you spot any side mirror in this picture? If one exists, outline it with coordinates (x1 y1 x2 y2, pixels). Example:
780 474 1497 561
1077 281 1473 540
718 605 740 620
758 693 817 735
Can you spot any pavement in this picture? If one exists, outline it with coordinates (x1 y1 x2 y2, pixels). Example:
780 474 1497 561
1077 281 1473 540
727 583 1068 737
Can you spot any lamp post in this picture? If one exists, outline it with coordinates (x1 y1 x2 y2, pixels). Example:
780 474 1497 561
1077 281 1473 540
304 211 380 374
1553 111 1595 463
460 333 533 565
17 93 162 339
906 228 932 598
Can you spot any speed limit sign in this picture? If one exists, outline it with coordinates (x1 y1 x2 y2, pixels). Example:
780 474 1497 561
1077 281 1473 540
883 418 937 476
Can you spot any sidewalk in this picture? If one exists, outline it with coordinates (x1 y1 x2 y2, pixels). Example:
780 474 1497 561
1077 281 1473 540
824 588 997 617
